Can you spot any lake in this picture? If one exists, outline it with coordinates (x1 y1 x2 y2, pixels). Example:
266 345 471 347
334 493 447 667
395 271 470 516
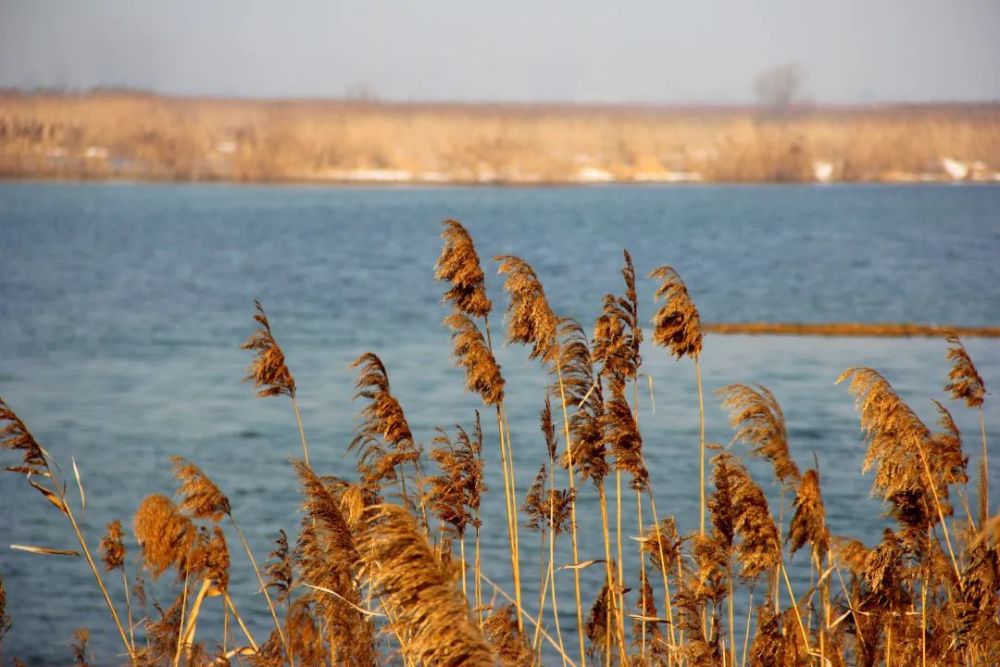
1 182 999 664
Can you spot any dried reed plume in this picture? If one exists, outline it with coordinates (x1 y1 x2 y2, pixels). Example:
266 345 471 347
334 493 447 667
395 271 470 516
170 457 231 522
350 352 421 495
436 219 493 318
133 494 196 579
99 520 126 571
718 383 800 488
264 529 293 604
649 265 703 360
483 605 533 666
837 368 960 522
710 452 782 580
604 394 648 491
293 460 376 666
71 627 90 667
585 578 617 661
443 312 505 405
358 504 493 666
641 517 683 574
522 465 574 535
592 250 642 394
204 526 230 593
0 396 47 476
0 573 10 646
429 419 486 537
241 300 296 398
788 469 830 559
540 396 557 462
557 319 608 485
944 331 986 408
945 331 991 530
495 255 560 362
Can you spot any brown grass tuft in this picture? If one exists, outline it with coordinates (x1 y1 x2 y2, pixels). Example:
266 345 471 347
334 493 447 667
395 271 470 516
358 504 493 665
98 520 126 571
649 265 703 360
944 331 986 408
788 468 830 558
0 396 47 476
241 300 296 398
436 219 493 318
443 312 505 405
170 456 231 522
483 604 534 666
495 255 560 362
717 383 800 488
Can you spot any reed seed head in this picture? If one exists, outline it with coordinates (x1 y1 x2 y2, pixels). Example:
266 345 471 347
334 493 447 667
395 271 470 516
99 519 126 571
443 312 505 405
788 468 830 558
71 627 90 667
495 254 560 362
0 573 10 646
944 331 986 408
436 219 492 318
133 494 196 580
264 529 293 604
718 383 800 488
429 419 485 536
170 456 231 522
838 367 958 525
241 299 296 398
649 265 703 360
557 319 608 485
710 452 782 580
0 396 47 476
358 504 494 666
483 604 533 666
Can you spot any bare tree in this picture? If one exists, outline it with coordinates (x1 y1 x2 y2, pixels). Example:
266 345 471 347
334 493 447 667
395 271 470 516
754 63 806 113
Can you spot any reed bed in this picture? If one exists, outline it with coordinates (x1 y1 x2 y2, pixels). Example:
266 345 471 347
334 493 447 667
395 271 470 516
2 93 1000 184
0 220 997 666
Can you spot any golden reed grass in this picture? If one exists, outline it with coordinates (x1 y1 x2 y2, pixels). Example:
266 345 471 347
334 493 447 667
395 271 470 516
1 221 998 667
3 93 1000 184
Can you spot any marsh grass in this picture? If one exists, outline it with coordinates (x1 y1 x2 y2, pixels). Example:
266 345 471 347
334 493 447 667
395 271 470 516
0 220 997 666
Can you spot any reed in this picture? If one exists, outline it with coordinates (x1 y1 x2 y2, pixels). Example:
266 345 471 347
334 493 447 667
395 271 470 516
2 221 998 667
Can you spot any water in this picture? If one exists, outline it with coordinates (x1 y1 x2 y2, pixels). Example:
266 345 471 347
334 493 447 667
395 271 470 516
1 182 999 664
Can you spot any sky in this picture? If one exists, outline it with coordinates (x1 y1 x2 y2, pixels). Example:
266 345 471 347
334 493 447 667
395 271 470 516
1 1 999 105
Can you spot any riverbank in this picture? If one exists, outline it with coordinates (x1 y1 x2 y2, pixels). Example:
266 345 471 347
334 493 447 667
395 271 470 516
2 92 999 185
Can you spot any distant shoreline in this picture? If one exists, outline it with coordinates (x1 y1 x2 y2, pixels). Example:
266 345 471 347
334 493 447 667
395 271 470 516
3 92 999 185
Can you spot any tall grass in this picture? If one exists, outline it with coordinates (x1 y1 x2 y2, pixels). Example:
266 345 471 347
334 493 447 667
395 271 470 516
2 92 1000 184
0 220 997 666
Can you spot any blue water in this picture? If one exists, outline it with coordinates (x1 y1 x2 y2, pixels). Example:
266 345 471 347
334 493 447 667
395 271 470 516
1 182 999 664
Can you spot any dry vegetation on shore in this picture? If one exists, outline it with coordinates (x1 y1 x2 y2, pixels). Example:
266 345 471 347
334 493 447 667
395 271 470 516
1 220 998 666
1 92 999 184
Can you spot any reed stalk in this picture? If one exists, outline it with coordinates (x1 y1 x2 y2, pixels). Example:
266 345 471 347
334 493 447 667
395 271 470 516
555 365 587 667
231 517 288 656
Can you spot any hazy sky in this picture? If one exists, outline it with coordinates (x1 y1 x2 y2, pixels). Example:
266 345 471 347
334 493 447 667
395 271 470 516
2 1 999 104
